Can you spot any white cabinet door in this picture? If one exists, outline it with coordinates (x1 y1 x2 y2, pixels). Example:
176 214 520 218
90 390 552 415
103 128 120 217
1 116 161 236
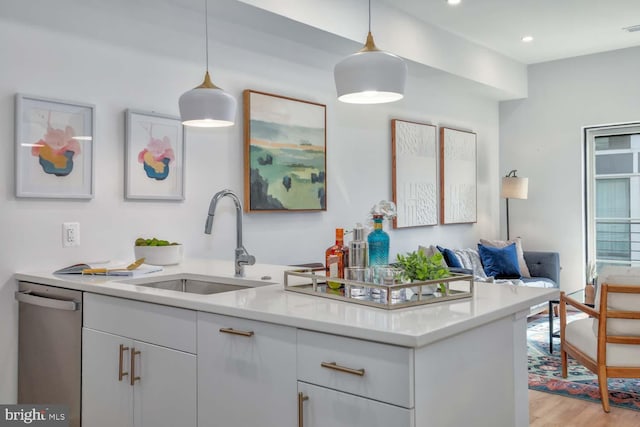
82 328 196 427
82 328 133 427
297 382 414 427
133 340 197 427
198 313 297 427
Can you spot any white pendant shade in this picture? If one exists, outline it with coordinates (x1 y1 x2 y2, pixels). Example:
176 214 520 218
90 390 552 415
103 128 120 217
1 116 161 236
334 32 407 104
179 72 236 127
501 176 529 199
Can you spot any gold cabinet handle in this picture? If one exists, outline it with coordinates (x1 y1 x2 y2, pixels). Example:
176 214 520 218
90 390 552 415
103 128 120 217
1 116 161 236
219 327 254 337
118 344 129 381
320 361 365 377
130 348 141 386
297 392 309 427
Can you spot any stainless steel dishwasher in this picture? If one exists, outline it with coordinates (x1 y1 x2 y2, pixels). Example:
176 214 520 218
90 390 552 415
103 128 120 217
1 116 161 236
16 281 82 427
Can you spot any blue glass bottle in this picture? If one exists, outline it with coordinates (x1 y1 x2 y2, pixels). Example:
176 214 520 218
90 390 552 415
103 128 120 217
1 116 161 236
368 215 389 266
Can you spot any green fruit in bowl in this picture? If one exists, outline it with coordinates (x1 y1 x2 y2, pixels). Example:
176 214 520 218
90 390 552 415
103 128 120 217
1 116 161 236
135 237 180 247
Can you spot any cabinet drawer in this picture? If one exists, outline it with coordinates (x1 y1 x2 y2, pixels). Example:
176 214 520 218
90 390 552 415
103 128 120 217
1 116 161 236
84 293 196 353
297 330 413 408
198 313 297 427
298 382 414 427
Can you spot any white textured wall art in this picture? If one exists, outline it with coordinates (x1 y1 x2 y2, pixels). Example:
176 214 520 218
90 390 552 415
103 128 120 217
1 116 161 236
392 120 438 228
440 127 477 224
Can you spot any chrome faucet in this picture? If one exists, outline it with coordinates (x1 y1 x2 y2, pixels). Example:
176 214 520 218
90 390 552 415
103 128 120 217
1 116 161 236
205 189 256 277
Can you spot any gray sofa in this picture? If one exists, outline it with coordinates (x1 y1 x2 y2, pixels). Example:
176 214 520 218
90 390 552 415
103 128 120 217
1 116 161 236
521 251 560 288
447 249 559 316
449 250 560 289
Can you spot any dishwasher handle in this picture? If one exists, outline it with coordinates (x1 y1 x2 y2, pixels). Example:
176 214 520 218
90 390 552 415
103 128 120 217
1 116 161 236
15 290 80 311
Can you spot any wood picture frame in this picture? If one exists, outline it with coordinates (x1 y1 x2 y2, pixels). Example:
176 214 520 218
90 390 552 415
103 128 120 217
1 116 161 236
15 94 95 199
124 109 185 201
243 90 326 212
439 127 477 224
391 119 438 228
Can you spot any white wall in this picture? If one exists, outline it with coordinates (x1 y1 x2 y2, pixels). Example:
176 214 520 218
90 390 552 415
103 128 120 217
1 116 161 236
0 5 500 402
500 45 640 292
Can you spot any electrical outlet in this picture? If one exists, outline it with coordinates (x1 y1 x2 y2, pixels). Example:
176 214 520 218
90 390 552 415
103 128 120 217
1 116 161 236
62 222 80 247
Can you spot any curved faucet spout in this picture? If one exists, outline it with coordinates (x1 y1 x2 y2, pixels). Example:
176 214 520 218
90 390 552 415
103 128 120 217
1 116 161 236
204 189 255 277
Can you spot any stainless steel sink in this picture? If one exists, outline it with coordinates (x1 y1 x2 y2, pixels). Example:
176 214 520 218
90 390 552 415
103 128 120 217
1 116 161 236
133 279 249 295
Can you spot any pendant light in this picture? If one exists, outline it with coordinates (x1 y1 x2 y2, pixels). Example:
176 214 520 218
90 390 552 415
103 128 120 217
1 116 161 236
179 0 236 127
334 0 407 104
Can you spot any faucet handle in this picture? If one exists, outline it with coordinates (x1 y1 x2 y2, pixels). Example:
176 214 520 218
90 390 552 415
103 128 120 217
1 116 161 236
235 248 256 266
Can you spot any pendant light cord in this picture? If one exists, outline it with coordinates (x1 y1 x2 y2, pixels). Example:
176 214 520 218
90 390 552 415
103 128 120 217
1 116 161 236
368 0 371 33
204 0 209 72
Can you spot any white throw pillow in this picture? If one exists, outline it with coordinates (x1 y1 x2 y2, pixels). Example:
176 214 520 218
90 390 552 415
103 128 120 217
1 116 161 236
453 248 487 280
418 245 448 268
479 237 531 278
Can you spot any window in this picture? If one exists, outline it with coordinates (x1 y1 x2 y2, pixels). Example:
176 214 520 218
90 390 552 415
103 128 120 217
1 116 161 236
585 124 640 273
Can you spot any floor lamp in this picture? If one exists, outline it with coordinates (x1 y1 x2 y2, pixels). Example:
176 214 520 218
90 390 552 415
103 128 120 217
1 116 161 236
501 170 528 240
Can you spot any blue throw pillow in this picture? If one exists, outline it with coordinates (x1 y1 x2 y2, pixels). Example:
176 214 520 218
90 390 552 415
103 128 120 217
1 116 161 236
436 245 462 268
477 243 521 279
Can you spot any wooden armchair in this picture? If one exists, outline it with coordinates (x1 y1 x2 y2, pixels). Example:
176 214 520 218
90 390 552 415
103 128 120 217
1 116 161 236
559 267 640 412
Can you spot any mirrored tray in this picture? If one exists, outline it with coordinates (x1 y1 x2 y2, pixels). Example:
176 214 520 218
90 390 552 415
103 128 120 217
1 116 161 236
284 270 474 310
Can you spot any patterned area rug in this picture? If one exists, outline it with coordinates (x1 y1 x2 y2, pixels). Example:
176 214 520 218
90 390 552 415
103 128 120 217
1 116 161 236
527 313 640 412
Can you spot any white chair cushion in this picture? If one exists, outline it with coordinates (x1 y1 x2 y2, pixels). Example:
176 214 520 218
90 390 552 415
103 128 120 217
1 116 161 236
566 317 640 367
593 266 640 337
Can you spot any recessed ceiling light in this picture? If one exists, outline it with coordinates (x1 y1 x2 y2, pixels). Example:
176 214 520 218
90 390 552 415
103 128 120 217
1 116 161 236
447 0 461 5
521 35 534 43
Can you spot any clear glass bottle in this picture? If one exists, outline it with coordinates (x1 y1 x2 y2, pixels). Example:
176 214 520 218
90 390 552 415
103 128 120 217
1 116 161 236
325 228 349 289
368 215 389 266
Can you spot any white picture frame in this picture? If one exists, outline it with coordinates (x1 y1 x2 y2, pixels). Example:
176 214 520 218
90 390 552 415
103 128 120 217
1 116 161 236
15 94 95 199
392 119 439 228
440 127 477 224
125 109 185 201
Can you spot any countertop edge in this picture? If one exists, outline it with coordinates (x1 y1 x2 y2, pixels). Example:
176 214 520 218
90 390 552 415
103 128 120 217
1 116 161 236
13 269 559 348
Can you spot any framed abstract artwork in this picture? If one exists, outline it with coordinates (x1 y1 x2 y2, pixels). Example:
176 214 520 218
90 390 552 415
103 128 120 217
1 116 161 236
391 119 438 228
243 89 326 212
439 127 477 224
15 94 95 199
125 109 185 201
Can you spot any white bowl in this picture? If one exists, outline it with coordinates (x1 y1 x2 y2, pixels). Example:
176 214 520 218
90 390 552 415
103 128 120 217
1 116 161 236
134 244 184 266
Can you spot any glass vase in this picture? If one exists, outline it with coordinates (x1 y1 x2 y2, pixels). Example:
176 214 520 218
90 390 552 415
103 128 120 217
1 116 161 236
368 216 389 266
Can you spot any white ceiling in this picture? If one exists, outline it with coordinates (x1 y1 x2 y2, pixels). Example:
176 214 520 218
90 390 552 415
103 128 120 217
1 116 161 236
385 0 640 64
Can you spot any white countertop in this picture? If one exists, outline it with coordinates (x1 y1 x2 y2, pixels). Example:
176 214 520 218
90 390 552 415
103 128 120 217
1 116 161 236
14 259 559 348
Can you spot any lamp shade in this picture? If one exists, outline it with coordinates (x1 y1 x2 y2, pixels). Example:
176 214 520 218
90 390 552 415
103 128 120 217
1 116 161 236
334 33 407 104
501 176 528 199
179 72 237 127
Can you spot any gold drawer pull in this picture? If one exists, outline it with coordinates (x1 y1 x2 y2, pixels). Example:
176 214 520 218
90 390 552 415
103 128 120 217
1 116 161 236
219 327 254 337
130 348 141 386
118 344 129 381
320 361 365 376
297 392 309 427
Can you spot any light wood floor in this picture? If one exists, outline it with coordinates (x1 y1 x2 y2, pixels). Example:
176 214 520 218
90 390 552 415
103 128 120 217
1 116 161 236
529 390 640 426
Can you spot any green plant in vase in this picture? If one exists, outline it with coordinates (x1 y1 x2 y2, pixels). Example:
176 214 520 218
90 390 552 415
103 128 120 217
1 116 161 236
394 250 451 295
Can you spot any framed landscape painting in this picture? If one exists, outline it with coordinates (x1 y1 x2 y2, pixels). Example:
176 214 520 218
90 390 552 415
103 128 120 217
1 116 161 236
243 90 326 212
124 109 185 201
391 119 438 228
440 127 477 224
15 94 95 199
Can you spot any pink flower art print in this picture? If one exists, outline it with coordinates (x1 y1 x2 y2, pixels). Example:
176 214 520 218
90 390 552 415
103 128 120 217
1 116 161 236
137 131 175 181
30 112 81 177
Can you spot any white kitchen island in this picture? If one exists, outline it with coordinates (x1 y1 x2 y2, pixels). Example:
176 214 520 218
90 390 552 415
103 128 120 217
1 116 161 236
15 259 558 427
